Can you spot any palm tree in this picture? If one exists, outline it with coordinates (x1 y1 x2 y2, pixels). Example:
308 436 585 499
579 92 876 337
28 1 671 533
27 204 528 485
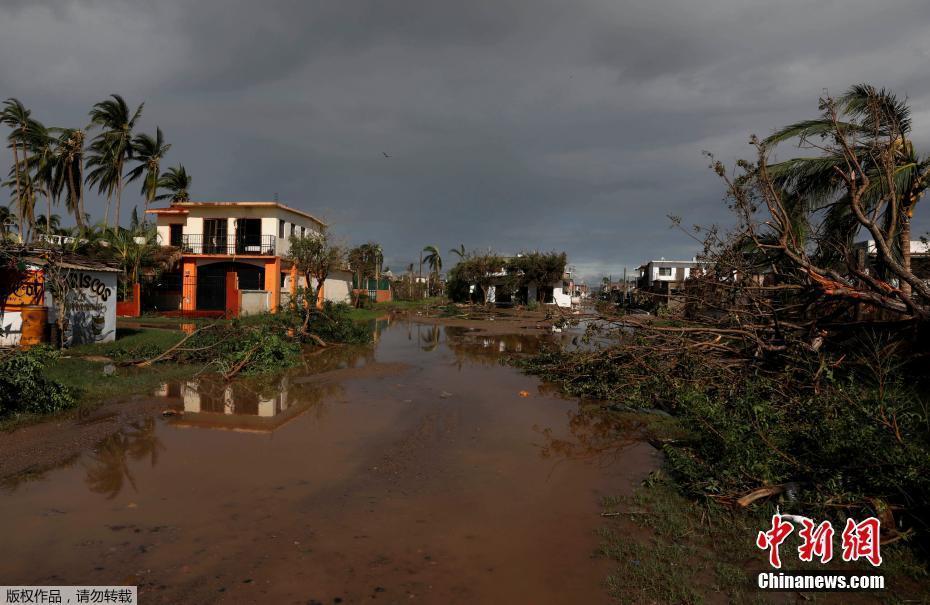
52 128 87 230
34 213 62 235
372 243 383 280
26 120 58 236
126 127 171 212
347 245 368 307
764 84 930 294
86 94 144 228
449 243 467 260
154 164 191 203
0 204 14 236
423 245 443 295
104 221 157 287
1 98 35 240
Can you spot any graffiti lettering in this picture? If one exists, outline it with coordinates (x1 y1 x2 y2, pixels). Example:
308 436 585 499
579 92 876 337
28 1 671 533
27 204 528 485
67 272 112 301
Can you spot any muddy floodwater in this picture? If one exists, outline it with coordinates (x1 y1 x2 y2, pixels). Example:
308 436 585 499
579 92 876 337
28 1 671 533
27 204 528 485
1 320 657 604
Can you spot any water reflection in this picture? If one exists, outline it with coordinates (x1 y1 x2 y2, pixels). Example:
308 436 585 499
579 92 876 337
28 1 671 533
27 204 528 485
444 326 548 365
535 406 644 468
83 418 163 499
155 375 345 433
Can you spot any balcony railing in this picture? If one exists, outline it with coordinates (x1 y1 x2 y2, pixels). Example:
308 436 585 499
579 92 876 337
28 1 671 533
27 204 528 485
181 234 277 256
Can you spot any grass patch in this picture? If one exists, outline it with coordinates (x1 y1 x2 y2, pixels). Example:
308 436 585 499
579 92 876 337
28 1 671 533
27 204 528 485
70 326 185 361
0 328 202 432
48 357 201 406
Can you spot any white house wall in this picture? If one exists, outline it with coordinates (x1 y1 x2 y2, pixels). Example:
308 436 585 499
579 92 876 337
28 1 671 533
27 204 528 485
0 311 24 346
323 273 352 304
153 205 322 255
551 286 572 307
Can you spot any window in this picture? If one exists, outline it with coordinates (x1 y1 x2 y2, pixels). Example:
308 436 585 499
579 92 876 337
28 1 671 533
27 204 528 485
299 226 305 237
658 267 672 277
290 223 296 237
169 224 183 247
278 219 285 238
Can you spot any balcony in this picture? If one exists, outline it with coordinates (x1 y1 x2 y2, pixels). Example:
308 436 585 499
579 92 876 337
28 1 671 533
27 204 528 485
181 234 277 256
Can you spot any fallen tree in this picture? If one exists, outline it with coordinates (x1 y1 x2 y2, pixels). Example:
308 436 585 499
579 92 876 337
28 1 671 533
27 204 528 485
516 84 930 552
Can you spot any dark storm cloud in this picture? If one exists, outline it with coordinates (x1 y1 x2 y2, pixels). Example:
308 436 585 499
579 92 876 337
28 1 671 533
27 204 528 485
3 0 930 280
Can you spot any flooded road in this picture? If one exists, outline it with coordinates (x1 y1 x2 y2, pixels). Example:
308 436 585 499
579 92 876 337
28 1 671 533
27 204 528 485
1 320 657 604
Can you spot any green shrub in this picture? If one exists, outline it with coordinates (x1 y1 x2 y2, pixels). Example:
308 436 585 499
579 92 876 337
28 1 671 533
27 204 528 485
0 346 76 417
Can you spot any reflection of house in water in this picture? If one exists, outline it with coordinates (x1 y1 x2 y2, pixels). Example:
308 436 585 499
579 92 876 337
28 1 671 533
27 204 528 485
155 376 338 433
444 326 545 364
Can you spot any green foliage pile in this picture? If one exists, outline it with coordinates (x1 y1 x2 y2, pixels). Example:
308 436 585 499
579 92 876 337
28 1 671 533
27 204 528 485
515 337 930 546
0 346 76 417
167 303 369 375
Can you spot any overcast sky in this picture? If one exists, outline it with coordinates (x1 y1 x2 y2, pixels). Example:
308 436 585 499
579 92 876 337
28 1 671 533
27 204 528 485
3 0 930 281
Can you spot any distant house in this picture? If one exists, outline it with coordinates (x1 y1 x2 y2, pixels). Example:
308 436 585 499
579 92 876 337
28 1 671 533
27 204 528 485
354 276 393 303
484 260 574 308
852 239 930 282
147 200 348 315
636 258 702 295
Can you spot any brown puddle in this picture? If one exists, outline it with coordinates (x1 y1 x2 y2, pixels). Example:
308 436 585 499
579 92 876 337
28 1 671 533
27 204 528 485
0 320 658 604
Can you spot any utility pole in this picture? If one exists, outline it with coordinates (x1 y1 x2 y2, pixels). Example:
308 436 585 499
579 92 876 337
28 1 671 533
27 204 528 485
623 267 628 303
418 250 424 298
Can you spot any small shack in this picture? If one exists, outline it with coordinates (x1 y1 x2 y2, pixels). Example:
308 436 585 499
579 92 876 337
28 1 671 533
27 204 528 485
1 253 120 347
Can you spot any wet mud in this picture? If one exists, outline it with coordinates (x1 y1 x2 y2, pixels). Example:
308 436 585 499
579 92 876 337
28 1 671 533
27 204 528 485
1 319 658 604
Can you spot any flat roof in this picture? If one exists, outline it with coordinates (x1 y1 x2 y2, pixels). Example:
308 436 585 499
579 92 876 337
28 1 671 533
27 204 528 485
146 201 327 226
640 259 701 266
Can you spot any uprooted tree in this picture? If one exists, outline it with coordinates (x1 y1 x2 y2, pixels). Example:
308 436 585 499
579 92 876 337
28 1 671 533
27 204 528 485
705 83 930 325
517 84 930 548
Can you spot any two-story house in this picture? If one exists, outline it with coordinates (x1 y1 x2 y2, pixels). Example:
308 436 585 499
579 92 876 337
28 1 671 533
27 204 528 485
636 258 701 294
147 200 328 316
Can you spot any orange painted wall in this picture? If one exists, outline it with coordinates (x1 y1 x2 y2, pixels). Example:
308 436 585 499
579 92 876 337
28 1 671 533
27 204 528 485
264 257 282 312
181 259 197 312
116 282 141 317
2 269 44 310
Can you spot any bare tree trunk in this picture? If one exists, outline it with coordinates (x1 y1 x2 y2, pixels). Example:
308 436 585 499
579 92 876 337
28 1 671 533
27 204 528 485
114 167 123 228
68 163 84 229
10 142 23 241
22 143 35 243
43 185 51 234
900 215 912 297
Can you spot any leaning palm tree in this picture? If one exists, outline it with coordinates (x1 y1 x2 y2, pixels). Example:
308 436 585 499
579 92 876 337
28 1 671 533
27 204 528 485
26 119 58 236
52 128 87 230
154 164 191 203
1 98 35 240
423 245 443 295
126 127 171 212
764 84 930 295
86 94 144 228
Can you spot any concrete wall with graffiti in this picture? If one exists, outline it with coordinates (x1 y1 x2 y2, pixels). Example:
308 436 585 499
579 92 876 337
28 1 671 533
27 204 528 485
1 265 118 347
47 269 118 346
